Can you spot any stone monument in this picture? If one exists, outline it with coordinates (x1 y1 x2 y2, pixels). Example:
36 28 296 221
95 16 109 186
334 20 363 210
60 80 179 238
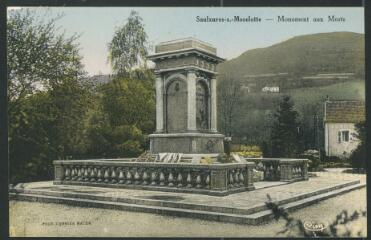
52 38 310 195
145 38 226 163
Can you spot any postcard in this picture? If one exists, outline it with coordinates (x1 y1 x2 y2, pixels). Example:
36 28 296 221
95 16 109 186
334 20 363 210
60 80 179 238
7 5 366 238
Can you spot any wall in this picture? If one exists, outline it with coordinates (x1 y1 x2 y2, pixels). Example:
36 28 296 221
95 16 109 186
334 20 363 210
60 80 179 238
324 122 360 158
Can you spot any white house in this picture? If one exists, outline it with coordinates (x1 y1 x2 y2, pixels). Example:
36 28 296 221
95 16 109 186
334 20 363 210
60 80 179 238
324 100 365 158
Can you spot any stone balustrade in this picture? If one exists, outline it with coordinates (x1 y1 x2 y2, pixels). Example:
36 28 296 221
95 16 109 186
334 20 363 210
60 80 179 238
53 160 255 196
247 158 309 182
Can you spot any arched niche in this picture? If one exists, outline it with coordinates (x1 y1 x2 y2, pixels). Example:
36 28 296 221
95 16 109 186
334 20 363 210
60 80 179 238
196 79 210 131
165 75 187 133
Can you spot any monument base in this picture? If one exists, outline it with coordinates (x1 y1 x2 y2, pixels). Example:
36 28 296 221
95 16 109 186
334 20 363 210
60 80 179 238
149 132 225 154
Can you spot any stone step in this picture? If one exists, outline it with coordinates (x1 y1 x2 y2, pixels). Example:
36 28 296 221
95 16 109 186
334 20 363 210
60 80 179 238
245 182 366 224
9 182 365 225
10 180 360 216
9 192 258 224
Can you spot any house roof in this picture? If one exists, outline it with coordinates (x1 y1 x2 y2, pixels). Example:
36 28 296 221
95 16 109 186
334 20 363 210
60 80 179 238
324 100 365 123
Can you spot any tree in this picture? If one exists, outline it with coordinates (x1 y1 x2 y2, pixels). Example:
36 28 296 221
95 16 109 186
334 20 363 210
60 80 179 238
217 70 242 137
349 121 366 171
107 10 148 76
7 9 85 103
86 71 155 158
270 95 301 157
8 9 91 183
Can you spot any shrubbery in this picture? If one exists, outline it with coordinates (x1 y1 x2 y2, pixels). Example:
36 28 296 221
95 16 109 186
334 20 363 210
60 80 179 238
300 149 321 171
349 122 366 171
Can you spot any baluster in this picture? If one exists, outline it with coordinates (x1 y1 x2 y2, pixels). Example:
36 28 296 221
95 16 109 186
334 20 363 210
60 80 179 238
205 174 210 189
97 167 103 182
177 172 183 188
265 164 271 180
111 167 117 184
70 166 76 180
159 171 165 186
168 171 174 187
74 166 79 180
150 169 157 185
229 170 234 187
126 169 132 184
90 167 96 182
104 167 110 183
81 166 86 181
234 169 239 187
134 168 140 185
84 167 90 181
142 170 149 185
239 171 245 187
64 166 71 180
186 172 192 188
77 166 83 181
196 173 202 188
73 166 78 180
118 168 125 184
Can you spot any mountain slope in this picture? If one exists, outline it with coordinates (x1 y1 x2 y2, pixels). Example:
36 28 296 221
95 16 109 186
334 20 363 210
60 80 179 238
218 32 365 80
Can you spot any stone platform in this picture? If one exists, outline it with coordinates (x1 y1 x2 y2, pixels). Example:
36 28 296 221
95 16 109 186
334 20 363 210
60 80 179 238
9 172 365 225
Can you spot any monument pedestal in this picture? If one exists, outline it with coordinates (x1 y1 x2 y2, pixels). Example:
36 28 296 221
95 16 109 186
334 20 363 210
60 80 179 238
149 132 225 154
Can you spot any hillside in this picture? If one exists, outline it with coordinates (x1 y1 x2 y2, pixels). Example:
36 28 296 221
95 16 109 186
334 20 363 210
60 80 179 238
218 32 365 81
216 32 365 147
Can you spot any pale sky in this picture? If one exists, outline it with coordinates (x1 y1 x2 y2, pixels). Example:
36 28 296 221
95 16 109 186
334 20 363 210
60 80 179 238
8 7 364 76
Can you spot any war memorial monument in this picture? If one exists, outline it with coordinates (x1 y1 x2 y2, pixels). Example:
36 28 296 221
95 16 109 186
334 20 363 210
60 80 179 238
9 38 365 225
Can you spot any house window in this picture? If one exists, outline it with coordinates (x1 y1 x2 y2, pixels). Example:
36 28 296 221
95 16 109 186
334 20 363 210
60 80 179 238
338 130 350 143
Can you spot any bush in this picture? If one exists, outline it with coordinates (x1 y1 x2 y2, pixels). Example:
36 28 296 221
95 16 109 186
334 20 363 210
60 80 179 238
301 149 320 171
323 155 343 162
200 156 213 165
265 194 367 237
320 162 351 168
349 121 365 170
232 151 262 158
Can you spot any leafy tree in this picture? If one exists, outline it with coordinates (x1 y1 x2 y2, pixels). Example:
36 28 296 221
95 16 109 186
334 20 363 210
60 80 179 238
270 95 301 157
48 78 93 159
349 121 366 171
86 71 155 158
8 9 91 183
7 9 84 103
107 10 148 76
